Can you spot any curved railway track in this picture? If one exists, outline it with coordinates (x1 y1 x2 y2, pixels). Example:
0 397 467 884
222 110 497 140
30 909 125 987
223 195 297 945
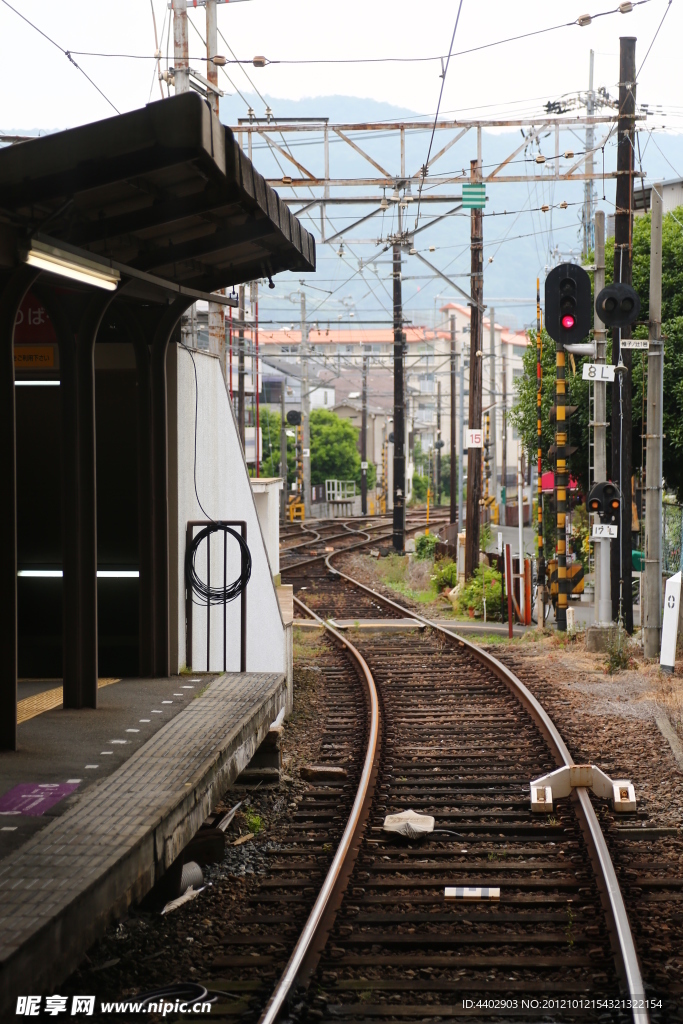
254 527 657 1024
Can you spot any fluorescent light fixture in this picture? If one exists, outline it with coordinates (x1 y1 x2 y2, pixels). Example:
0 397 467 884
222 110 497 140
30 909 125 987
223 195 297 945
15 381 60 386
22 239 120 292
18 570 139 578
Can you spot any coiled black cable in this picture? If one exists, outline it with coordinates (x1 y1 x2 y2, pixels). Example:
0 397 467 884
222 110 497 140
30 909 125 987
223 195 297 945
185 346 252 605
185 522 252 606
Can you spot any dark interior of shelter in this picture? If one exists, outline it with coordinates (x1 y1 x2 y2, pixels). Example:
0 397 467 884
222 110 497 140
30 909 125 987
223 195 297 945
16 300 141 678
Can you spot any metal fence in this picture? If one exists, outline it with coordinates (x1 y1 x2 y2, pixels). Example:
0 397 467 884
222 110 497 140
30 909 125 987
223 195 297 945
662 503 683 576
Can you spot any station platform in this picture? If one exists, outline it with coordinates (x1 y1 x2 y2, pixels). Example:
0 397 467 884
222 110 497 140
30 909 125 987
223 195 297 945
0 670 285 1013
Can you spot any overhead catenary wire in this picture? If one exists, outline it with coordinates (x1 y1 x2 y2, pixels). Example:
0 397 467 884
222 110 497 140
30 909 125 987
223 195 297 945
0 0 120 114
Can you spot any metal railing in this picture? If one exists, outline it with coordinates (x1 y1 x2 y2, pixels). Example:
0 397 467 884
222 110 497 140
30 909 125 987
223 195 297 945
185 520 247 673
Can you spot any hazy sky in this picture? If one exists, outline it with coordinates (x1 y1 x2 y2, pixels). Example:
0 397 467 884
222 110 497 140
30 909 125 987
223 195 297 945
0 0 679 131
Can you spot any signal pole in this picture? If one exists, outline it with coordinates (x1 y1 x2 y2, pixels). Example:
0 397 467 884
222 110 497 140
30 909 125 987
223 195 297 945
458 357 464 528
361 353 368 514
611 36 636 632
644 183 663 657
555 329 568 632
593 210 607 621
535 279 545 624
465 158 484 580
450 313 456 524
301 292 311 519
582 50 595 259
393 242 406 551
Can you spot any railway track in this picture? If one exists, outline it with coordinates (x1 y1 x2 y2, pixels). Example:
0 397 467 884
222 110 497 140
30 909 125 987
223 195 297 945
253 530 658 1024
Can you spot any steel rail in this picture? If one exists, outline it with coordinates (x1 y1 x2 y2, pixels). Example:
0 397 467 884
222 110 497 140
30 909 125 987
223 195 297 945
257 596 380 1024
324 553 649 1024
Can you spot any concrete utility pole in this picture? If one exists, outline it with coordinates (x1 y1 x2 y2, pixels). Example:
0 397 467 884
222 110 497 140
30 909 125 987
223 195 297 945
237 284 245 449
593 210 609 623
450 313 457 524
501 349 507 509
300 292 311 518
488 308 496 502
583 50 595 259
393 242 406 552
206 1 225 367
280 379 287 523
458 357 465 529
361 353 368 514
436 380 442 505
644 182 663 658
173 0 190 94
465 158 484 580
611 36 637 632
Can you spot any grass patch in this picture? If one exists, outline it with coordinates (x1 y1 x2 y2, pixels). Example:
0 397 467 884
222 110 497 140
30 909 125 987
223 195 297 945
245 809 264 834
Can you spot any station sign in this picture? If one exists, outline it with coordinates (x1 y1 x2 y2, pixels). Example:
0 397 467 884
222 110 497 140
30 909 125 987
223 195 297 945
620 339 649 350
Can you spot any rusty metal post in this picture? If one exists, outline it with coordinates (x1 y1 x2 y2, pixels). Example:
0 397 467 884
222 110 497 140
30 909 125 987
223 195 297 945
611 36 636 632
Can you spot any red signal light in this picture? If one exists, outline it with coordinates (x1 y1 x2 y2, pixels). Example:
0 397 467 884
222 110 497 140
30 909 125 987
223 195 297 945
561 314 575 329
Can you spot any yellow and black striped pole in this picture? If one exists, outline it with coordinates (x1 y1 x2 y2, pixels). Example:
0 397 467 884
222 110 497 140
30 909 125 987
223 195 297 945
536 280 545 614
555 335 568 632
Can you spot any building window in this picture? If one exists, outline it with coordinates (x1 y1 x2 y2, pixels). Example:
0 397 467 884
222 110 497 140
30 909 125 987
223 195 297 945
513 367 524 379
513 345 527 357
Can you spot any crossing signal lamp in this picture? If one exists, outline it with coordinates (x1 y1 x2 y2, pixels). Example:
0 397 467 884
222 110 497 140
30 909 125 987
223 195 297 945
595 283 641 328
286 410 301 426
587 481 621 524
545 263 592 346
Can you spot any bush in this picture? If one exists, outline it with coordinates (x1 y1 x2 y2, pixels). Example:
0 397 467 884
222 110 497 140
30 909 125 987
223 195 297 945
457 566 503 618
415 533 438 560
432 559 458 591
412 473 428 502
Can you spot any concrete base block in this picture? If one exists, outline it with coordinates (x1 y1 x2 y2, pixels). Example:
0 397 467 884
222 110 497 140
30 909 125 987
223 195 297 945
586 625 617 653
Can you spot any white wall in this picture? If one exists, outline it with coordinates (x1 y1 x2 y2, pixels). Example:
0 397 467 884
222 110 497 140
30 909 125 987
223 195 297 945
168 345 285 675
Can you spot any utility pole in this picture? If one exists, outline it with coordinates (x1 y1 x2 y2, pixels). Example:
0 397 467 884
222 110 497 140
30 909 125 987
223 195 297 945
436 380 442 506
253 280 260 477
172 0 190 94
593 210 609 624
611 36 636 632
535 279 545 625
238 284 245 449
450 313 457 524
501 349 507 510
300 292 311 519
393 242 406 552
465 158 484 580
582 50 595 259
361 353 368 514
488 308 496 503
206 1 225 373
644 183 663 658
458 357 464 528
280 379 287 523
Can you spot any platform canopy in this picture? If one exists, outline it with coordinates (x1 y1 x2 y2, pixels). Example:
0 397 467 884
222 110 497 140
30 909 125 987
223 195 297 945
0 92 315 295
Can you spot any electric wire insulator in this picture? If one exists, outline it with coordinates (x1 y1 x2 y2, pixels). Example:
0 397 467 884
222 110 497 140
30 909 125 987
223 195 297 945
185 523 252 607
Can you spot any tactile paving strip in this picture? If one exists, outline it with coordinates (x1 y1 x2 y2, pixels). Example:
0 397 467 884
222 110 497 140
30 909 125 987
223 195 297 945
0 671 285 1005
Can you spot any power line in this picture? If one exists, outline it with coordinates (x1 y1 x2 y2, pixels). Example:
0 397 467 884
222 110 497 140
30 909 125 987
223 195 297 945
0 0 120 114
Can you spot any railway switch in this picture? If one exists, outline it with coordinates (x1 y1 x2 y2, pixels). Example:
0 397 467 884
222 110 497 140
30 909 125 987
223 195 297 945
530 764 636 812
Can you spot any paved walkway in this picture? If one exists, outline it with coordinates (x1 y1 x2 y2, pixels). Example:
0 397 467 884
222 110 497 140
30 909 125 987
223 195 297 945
0 671 285 1014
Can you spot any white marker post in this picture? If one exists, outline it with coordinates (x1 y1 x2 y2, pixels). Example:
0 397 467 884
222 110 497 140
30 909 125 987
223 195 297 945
660 571 682 673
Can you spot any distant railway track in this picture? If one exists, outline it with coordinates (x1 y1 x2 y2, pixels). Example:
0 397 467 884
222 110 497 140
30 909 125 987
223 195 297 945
259 530 652 1023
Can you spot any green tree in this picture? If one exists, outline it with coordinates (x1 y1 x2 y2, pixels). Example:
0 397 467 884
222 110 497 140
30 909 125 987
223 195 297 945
257 408 295 484
309 409 376 489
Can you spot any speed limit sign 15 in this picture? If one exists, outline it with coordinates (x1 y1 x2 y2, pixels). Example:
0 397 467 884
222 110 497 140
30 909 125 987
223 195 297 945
466 428 484 449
